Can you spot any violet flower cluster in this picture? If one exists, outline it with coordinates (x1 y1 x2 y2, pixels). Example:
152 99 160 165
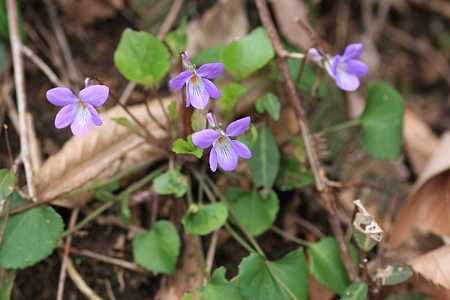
170 52 252 172
308 43 369 92
46 81 109 136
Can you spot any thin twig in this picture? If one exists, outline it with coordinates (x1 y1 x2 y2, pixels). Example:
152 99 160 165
156 0 185 40
21 45 65 86
255 0 359 281
57 208 79 300
118 82 136 105
66 257 104 300
205 229 219 276
3 125 14 167
0 195 13 247
7 0 37 201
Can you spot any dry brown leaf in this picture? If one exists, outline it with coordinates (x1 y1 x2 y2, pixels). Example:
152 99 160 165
403 107 439 175
269 0 315 51
37 97 172 208
390 132 450 247
57 0 122 28
409 245 450 290
186 0 249 55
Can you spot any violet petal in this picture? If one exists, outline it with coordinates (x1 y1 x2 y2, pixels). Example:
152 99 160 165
203 78 221 99
54 104 76 129
196 63 224 79
46 87 78 107
225 117 251 137
187 78 210 109
330 55 341 78
169 71 193 90
70 104 93 136
79 85 109 106
346 60 369 77
335 71 360 92
231 140 252 159
308 48 322 63
192 129 220 149
215 138 238 171
341 44 363 61
209 148 218 172
86 103 102 126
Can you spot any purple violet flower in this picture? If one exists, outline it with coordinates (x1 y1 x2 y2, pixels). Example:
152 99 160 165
46 85 109 136
169 52 223 110
308 43 369 92
192 115 252 172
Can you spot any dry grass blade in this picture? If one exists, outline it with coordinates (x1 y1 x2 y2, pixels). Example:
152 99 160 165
409 245 450 290
37 97 174 208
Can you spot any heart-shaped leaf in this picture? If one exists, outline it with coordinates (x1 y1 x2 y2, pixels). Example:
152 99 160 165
255 93 280 121
341 281 368 300
132 220 180 274
182 202 228 235
153 169 188 198
197 267 243 300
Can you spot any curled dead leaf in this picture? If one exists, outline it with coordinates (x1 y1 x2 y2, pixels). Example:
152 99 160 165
409 245 450 290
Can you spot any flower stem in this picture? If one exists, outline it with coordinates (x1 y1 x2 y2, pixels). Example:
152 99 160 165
271 225 311 247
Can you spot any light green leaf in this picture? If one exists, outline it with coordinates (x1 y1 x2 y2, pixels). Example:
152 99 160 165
0 169 14 200
180 292 196 300
182 202 228 235
255 93 280 121
114 28 170 88
191 45 225 66
153 169 188 197
0 269 16 300
341 281 368 300
164 19 187 55
226 188 279 236
247 126 280 189
237 248 308 300
384 265 414 286
197 267 243 300
221 27 274 80
112 117 144 137
358 82 404 160
275 158 313 191
219 83 247 115
132 220 180 274
0 194 63 269
172 135 203 158
308 237 358 296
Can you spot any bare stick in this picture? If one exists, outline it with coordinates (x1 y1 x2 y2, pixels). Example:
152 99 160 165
66 257 104 300
119 82 136 105
57 208 79 300
7 0 37 201
21 45 65 86
205 229 219 276
255 0 359 281
157 0 185 40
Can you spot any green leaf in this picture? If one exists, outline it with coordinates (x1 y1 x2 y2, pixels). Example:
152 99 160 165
164 19 187 55
384 265 414 286
167 101 178 137
112 117 144 137
153 169 188 197
358 82 404 160
181 292 196 300
197 267 243 300
341 282 368 300
255 93 280 121
94 180 120 202
120 193 132 226
0 194 63 269
114 28 170 88
308 237 358 296
221 27 274 80
0 269 16 300
191 45 225 66
275 158 313 191
237 124 258 149
0 169 14 200
237 248 308 300
172 135 203 158
182 202 228 235
191 109 203 133
247 126 280 189
226 188 279 236
219 83 247 115
287 58 328 98
0 41 5 77
384 292 432 300
132 220 180 274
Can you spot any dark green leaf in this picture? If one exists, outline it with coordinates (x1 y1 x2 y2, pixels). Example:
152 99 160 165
0 41 5 77
191 45 225 66
219 83 247 115
287 58 328 98
247 126 280 189
384 265 414 286
308 237 358 296
114 28 170 88
341 281 368 300
358 82 404 160
236 124 258 149
237 248 308 300
153 169 188 197
275 158 314 191
255 93 280 121
226 188 279 236
0 169 14 200
197 267 243 300
221 27 274 80
182 202 228 235
112 117 144 137
384 292 432 300
94 180 120 202
172 135 203 158
0 194 63 269
0 269 16 300
132 220 180 274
